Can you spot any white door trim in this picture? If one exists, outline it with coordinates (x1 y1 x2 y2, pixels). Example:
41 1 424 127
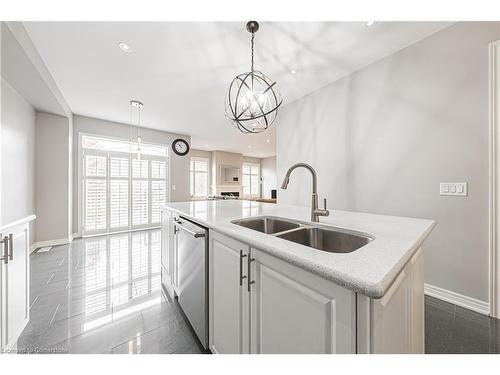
489 40 500 318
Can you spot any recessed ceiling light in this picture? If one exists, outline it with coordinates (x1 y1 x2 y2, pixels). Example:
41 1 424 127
118 42 132 53
205 144 209 147
290 69 297 75
266 139 270 143
365 21 378 27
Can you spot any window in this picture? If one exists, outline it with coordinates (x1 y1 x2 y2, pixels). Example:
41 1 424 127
190 157 209 198
82 135 168 236
242 163 260 197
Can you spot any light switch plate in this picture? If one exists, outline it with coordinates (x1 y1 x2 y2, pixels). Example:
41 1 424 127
440 182 467 196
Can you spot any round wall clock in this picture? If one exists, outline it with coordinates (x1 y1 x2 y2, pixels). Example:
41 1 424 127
172 138 190 156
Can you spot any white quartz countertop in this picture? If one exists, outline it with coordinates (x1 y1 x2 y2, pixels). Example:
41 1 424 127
161 200 435 298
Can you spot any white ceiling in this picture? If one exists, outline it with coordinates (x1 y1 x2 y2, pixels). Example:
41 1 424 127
23 21 453 158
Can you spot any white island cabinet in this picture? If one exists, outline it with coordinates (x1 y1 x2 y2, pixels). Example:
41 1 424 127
208 230 424 354
249 246 356 354
160 201 433 354
160 209 177 297
209 231 355 354
1 215 36 353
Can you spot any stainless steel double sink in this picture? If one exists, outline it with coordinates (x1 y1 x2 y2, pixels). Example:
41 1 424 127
231 216 373 254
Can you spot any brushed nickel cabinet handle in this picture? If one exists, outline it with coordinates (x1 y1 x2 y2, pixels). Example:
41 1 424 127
8 233 13 260
1 236 8 264
239 250 247 286
247 254 255 292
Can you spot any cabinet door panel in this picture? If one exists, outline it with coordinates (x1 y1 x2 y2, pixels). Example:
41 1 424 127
209 232 249 354
160 209 174 295
5 225 30 348
250 249 355 354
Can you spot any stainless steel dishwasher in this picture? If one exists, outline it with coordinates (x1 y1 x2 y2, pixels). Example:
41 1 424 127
173 216 208 350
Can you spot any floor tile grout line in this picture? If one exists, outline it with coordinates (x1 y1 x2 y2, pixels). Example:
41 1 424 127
29 295 39 310
109 317 181 352
44 308 175 352
49 304 61 325
50 291 165 325
44 299 175 352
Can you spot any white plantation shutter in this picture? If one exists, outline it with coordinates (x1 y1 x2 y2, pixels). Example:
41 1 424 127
132 158 148 178
85 179 107 231
109 155 129 229
110 157 129 178
82 136 168 236
110 180 128 228
86 155 107 177
151 160 166 179
132 180 149 226
151 180 166 223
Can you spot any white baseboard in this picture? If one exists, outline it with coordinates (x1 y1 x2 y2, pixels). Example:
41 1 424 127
30 236 73 253
424 283 490 315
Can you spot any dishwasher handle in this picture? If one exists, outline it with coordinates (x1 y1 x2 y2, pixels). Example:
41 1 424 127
174 219 206 238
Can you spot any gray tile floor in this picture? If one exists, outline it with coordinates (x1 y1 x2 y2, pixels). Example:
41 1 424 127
17 228 500 354
17 229 204 354
425 295 500 354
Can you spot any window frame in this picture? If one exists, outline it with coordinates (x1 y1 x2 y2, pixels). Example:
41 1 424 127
242 162 261 198
78 132 170 237
190 156 210 199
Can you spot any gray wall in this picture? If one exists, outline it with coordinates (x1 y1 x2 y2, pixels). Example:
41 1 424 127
0 79 35 242
276 22 500 303
262 156 277 199
72 115 191 234
35 111 71 242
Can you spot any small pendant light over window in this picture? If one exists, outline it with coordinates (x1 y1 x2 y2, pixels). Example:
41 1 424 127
129 100 143 159
225 21 283 134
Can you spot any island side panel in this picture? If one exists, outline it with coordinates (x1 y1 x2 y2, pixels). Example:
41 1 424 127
367 247 425 354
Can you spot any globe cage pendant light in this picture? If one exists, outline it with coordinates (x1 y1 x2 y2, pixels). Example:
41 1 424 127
225 21 283 134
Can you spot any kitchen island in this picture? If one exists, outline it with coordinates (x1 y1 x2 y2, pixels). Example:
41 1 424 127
160 200 435 354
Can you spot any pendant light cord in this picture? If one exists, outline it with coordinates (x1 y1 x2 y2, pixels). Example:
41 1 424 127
138 105 141 138
129 102 133 142
251 32 254 73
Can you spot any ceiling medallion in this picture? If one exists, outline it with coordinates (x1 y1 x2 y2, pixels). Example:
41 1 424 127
225 21 283 134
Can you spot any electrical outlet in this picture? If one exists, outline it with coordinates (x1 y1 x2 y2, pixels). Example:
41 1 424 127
440 182 467 196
